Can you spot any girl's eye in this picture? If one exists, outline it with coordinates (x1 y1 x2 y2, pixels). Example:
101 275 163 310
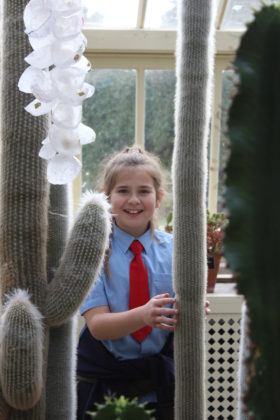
140 189 150 194
117 189 128 194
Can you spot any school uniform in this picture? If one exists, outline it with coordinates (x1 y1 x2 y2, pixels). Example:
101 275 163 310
77 224 174 420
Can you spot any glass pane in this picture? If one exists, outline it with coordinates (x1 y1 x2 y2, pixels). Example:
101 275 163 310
145 70 175 230
82 69 136 191
83 0 138 28
222 0 280 30
217 69 239 212
145 0 177 29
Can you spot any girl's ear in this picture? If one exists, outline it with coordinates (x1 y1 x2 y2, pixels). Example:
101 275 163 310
156 189 164 208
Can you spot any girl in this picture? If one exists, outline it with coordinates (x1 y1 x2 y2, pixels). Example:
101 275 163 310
77 146 177 420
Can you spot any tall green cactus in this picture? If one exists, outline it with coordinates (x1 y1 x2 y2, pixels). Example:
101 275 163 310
224 5 280 419
0 1 111 419
172 0 214 419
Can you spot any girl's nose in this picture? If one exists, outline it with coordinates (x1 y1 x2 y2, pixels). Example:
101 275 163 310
128 193 140 204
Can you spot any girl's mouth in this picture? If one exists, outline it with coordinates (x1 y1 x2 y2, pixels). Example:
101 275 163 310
124 210 143 214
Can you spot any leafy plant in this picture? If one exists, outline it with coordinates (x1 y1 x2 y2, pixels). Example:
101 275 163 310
165 210 228 255
207 210 228 255
164 211 173 233
87 395 155 420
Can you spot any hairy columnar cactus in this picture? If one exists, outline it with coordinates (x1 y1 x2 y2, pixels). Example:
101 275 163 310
0 1 111 418
224 5 280 419
172 0 214 419
45 184 75 419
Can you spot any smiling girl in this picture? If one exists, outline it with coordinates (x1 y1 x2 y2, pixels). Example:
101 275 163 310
77 146 177 420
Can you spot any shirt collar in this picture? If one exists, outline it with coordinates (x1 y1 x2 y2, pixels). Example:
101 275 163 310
113 222 153 254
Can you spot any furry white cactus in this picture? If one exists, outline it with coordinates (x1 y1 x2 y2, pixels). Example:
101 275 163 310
172 0 215 419
0 1 111 418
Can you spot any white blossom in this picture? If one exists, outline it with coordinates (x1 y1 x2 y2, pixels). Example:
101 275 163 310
18 0 95 184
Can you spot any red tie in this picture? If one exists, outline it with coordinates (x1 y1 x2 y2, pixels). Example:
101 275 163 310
129 240 152 343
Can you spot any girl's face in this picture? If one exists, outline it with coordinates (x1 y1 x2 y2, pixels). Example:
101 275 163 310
109 166 162 237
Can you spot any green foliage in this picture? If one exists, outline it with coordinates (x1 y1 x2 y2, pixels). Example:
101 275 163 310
145 71 175 168
87 395 155 420
165 210 228 255
82 69 136 191
207 210 228 255
224 5 280 418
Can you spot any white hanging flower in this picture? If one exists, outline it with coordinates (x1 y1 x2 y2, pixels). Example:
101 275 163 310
47 0 82 14
47 154 82 185
24 0 52 38
48 125 81 156
77 123 96 145
52 10 84 39
39 137 56 160
18 0 95 185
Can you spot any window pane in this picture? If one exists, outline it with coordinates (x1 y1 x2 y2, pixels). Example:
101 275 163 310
82 69 136 191
222 0 280 30
145 70 175 229
145 0 177 29
217 69 239 212
84 0 138 28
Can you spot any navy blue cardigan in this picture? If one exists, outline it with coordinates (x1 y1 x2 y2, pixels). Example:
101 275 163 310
77 325 174 419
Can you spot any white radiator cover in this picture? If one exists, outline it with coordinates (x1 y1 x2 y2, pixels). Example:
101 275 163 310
206 293 243 419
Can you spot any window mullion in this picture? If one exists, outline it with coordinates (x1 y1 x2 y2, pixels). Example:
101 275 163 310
135 68 145 148
137 0 148 29
208 60 224 214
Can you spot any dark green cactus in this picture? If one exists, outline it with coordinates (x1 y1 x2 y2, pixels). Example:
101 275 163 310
0 1 111 418
224 5 280 419
172 0 214 418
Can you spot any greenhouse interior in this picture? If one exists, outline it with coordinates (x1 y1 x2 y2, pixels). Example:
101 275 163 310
0 0 279 419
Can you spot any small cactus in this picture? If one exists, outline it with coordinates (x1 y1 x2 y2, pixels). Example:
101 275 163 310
87 395 155 420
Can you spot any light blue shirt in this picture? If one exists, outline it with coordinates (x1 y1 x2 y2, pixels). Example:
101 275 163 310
80 223 174 361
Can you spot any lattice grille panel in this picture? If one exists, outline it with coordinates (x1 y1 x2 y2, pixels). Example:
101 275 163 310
206 295 242 419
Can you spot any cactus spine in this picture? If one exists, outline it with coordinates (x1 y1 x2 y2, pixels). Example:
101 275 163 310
224 5 280 419
0 1 111 418
172 0 214 419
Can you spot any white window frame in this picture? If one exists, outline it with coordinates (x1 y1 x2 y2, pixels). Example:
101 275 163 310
73 27 243 214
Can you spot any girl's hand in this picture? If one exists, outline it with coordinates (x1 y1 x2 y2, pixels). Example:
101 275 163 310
142 293 178 331
205 300 210 316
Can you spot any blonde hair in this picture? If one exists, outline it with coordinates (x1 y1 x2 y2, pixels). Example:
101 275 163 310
100 146 165 277
100 146 164 199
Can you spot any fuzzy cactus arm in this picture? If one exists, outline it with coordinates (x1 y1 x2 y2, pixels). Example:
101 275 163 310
0 290 44 411
45 192 111 326
172 0 215 419
46 184 77 420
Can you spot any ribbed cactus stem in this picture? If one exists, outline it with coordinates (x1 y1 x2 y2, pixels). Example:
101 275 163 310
0 290 43 410
0 0 111 417
46 184 76 420
46 192 111 326
0 388 10 420
224 6 280 418
172 0 214 418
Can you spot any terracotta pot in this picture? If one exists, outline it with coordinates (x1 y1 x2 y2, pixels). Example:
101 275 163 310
207 254 221 293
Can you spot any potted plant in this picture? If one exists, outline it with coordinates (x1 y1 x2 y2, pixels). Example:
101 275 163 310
207 210 228 293
165 210 228 293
